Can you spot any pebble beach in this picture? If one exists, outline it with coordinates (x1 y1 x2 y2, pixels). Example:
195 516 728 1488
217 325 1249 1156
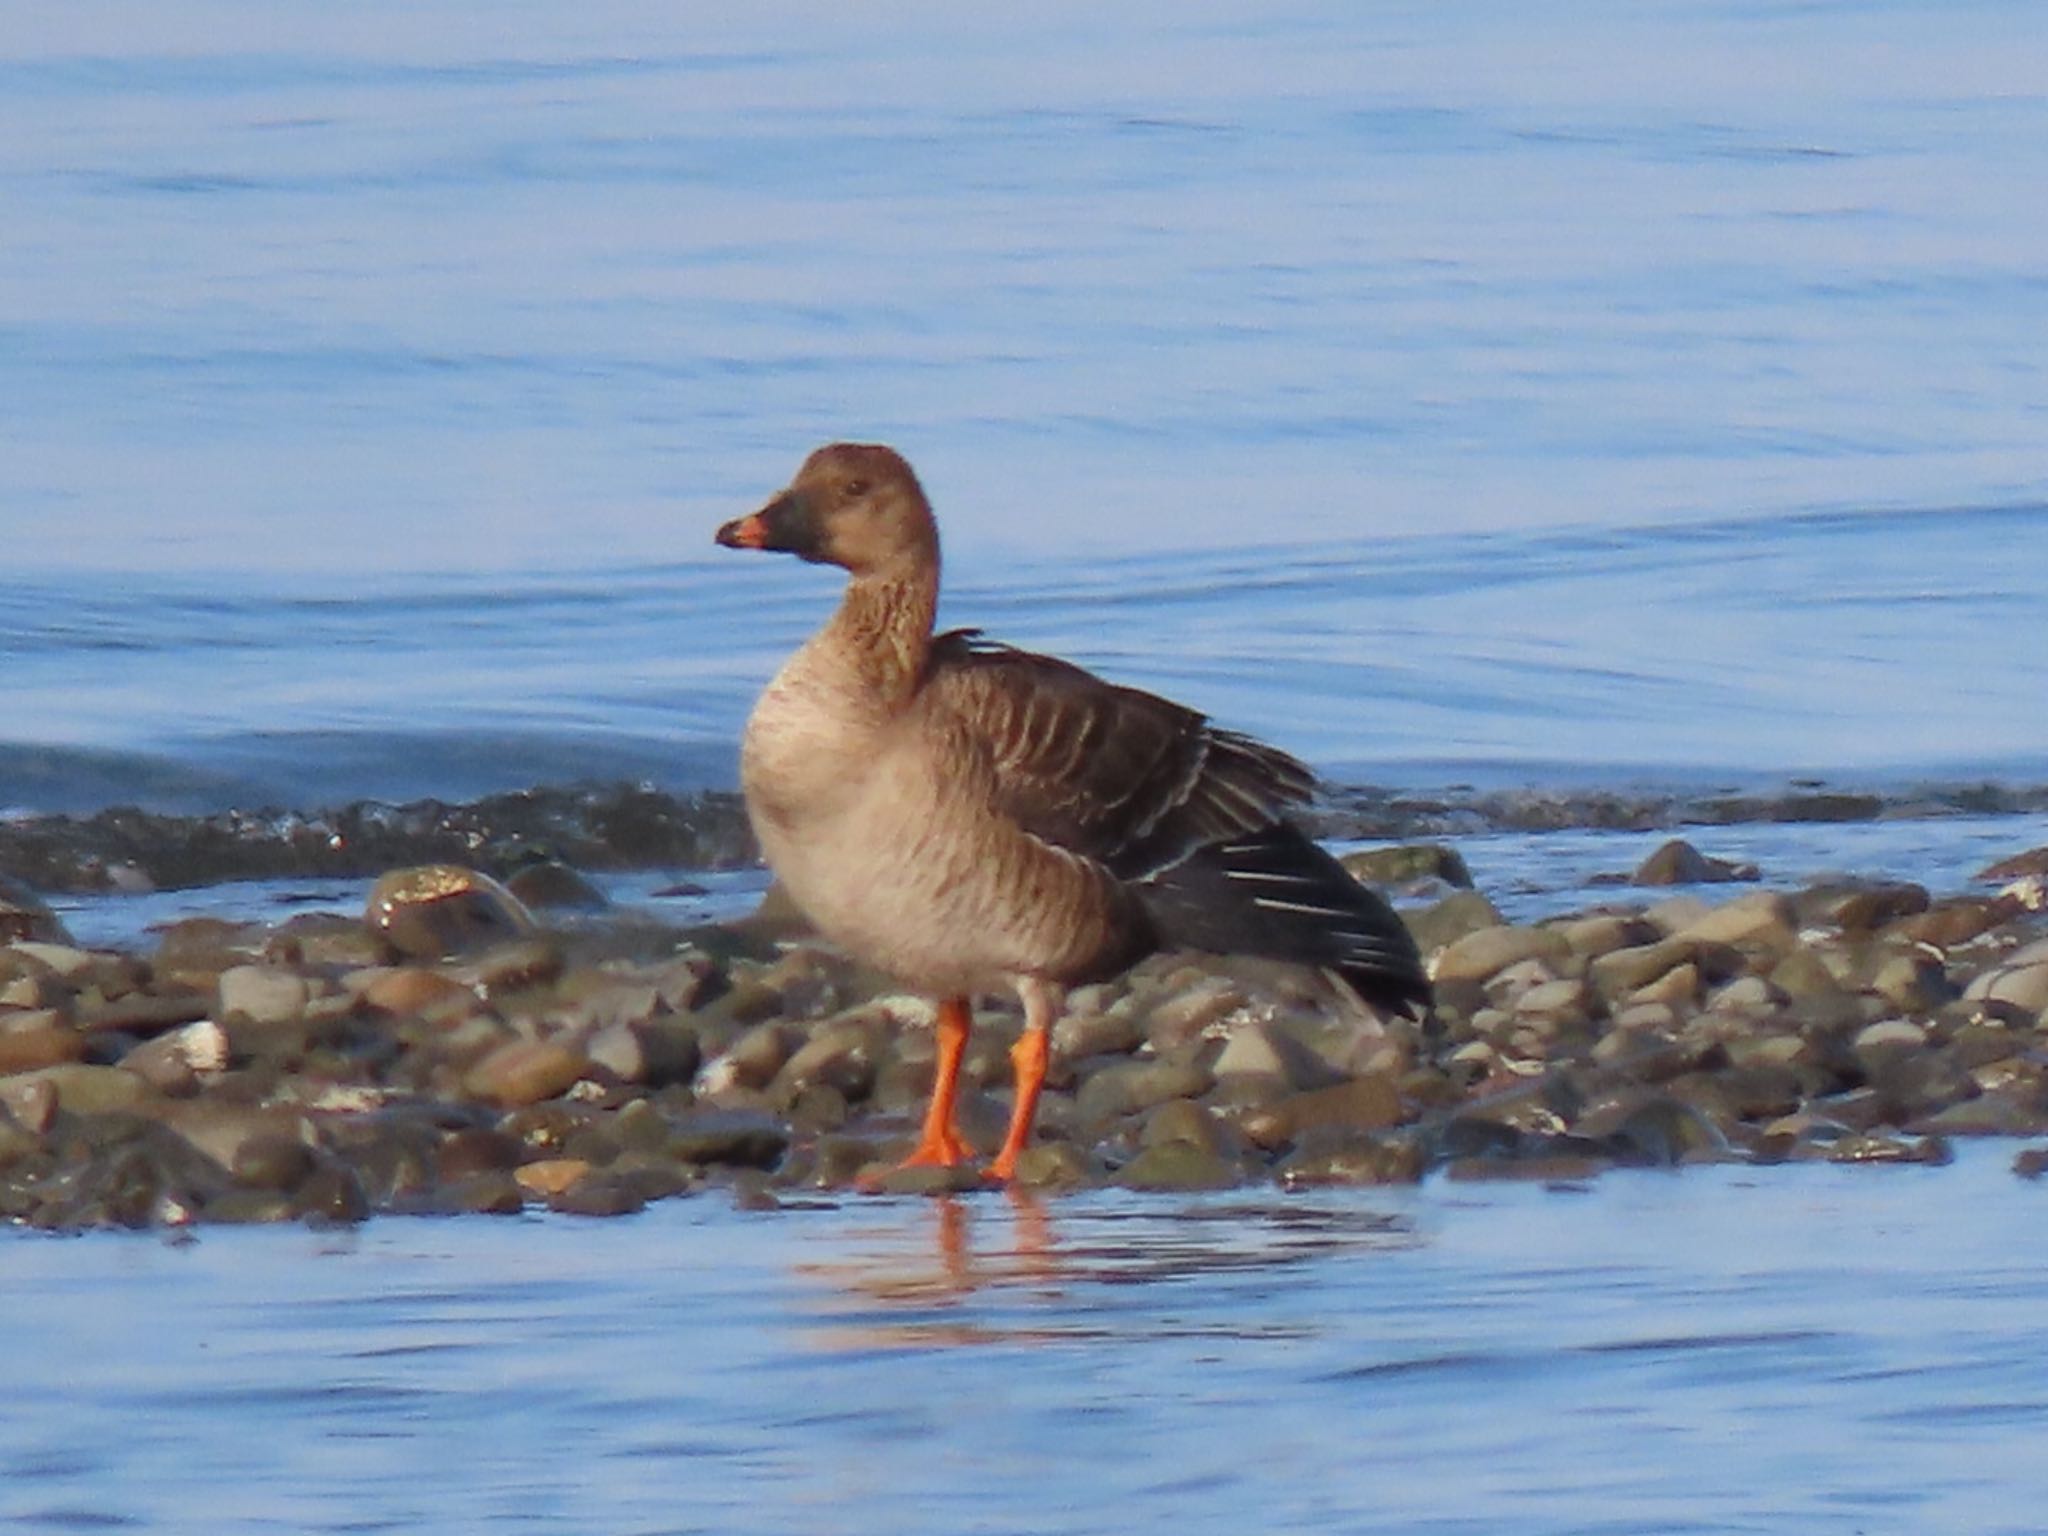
6 781 2047 1231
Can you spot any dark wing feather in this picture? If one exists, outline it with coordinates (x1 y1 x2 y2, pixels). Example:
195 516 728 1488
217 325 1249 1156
922 630 1312 878
921 630 1431 1018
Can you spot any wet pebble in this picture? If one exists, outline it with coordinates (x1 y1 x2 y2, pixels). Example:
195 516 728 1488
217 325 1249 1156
1115 1139 1239 1191
0 1022 88 1075
1434 925 1570 985
1963 960 2048 1020
462 1040 590 1108
1340 843 1473 889
1211 1019 1344 1092
0 877 72 945
1632 839 1759 886
217 964 312 1026
3 837 2045 1228
1074 1056 1214 1126
4 1063 150 1116
1277 1132 1425 1187
667 1108 790 1169
367 865 535 960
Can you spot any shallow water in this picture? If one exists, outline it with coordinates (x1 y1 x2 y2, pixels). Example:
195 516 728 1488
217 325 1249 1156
5 1149 2047 1536
5 2 2048 812
45 806 2048 955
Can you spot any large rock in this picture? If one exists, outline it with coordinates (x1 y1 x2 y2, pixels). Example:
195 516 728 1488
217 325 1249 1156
0 876 72 945
1433 925 1570 985
365 865 535 961
462 1040 590 1108
1237 1074 1404 1150
1672 892 1796 954
1339 843 1473 889
217 964 311 1026
0 1023 87 1075
666 1108 789 1168
7 941 99 979
1211 1020 1344 1092
1404 891 1506 956
2 1063 149 1117
1963 961 2048 1018
1977 846 2048 881
1115 1140 1239 1192
1074 1057 1215 1126
1632 839 1758 886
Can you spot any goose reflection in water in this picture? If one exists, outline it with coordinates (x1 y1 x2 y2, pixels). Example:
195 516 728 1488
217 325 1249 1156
791 1191 1420 1352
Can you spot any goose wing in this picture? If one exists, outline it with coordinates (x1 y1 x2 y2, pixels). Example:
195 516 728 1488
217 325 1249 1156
921 630 1431 1018
921 630 1313 879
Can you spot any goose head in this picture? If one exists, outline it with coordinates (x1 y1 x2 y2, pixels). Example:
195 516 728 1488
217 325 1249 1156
717 443 938 577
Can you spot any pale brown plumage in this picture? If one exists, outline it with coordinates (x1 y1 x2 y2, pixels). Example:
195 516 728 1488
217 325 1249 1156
716 442 1429 1178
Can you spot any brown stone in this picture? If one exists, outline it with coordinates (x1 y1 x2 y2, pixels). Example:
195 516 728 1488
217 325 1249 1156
1434 925 1571 985
0 876 72 945
1074 1057 1215 1125
1965 962 2048 1018
120 1021 230 1092
1141 1098 1235 1155
1238 1073 1403 1150
1633 840 1758 886
366 865 535 961
514 1158 593 1198
0 1023 87 1074
1115 1140 1239 1191
1769 946 1845 1001
1673 892 1797 956
216 964 311 1026
1978 846 2048 881
437 1127 527 1181
1339 843 1473 889
1 1062 149 1116
1140 977 1248 1050
1403 891 1506 956
1211 1020 1345 1091
1890 898 2013 950
697 1020 804 1094
1828 882 1931 932
462 1040 589 1108
357 967 478 1018
163 1103 313 1173
772 1020 879 1101
1558 914 1659 958
1277 1133 1425 1186
1628 962 1702 1009
1869 952 1957 1014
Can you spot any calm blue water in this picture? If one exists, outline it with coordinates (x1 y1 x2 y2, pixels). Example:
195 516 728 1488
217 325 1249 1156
6 1153 2048 1536
4 2 2047 813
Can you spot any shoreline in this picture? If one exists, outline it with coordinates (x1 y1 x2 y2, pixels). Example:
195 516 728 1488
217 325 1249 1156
5 774 2048 896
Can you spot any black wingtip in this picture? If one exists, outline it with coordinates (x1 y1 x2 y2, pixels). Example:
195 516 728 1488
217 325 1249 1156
1138 820 1432 1010
1332 962 1434 1021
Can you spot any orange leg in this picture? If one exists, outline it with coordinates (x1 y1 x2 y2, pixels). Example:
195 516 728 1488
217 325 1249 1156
897 995 975 1169
988 979 1061 1183
988 1031 1047 1182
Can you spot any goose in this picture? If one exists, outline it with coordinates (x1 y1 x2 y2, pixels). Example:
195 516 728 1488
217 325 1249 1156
716 443 1431 1182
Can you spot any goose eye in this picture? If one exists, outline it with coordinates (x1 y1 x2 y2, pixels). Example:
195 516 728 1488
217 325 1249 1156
842 478 870 499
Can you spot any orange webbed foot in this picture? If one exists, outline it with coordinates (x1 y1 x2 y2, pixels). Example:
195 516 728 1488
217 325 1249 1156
896 1127 977 1171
